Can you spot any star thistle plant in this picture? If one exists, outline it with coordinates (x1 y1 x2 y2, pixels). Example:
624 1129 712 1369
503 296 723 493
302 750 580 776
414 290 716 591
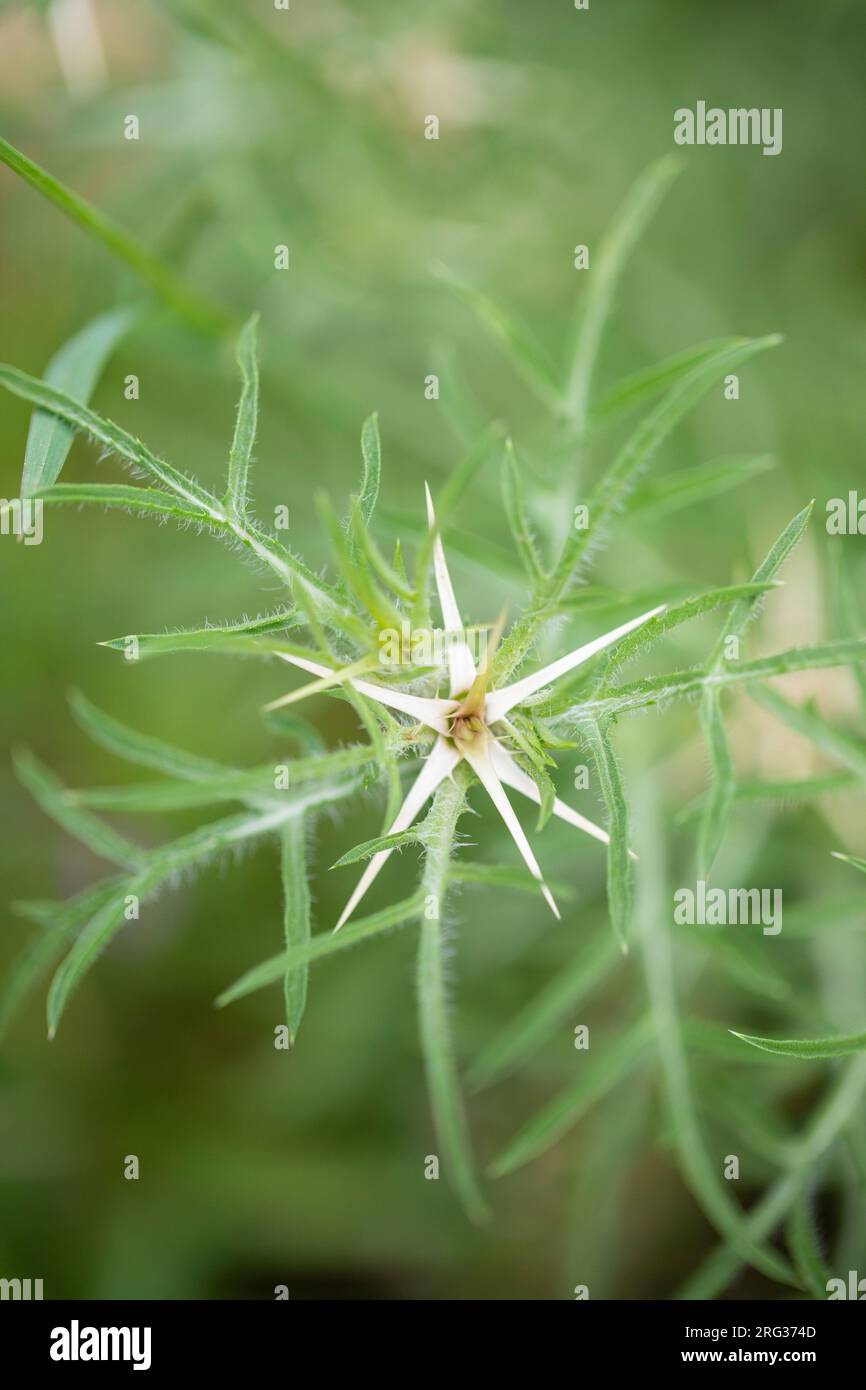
4 157 866 1243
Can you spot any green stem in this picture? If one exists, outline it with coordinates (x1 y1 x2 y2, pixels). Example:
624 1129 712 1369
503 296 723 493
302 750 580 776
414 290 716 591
416 775 488 1222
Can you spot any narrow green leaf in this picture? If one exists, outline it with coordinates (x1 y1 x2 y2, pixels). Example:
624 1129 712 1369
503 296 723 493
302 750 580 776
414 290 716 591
331 828 423 868
732 1028 866 1060
412 424 504 626
678 772 857 820
47 893 132 1038
45 805 318 1037
573 337 784 581
69 690 229 780
0 135 232 336
489 1016 653 1177
265 651 379 711
602 583 780 677
72 756 367 813
561 642 866 727
627 454 776 521
752 685 866 781
21 307 137 497
697 690 735 879
786 1187 831 1299
350 503 415 602
589 338 731 428
707 502 814 670
636 777 798 1288
14 749 144 870
832 851 866 877
99 609 302 661
435 266 563 413
224 314 259 520
497 336 781 682
830 546 866 711
468 931 619 1090
501 438 544 581
565 153 684 430
584 720 632 950
34 482 211 523
317 492 400 629
216 891 426 1006
0 365 224 515
0 879 127 1044
281 821 310 1043
358 413 381 524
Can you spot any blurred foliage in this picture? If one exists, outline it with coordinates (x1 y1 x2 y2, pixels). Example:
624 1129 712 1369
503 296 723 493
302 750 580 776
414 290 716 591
1 0 866 1299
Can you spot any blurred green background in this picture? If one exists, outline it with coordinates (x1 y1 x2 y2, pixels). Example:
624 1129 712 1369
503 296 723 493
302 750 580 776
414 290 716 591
2 0 865 1299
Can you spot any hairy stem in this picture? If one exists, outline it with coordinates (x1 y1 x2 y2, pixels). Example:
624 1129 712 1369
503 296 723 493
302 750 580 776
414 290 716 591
416 773 488 1222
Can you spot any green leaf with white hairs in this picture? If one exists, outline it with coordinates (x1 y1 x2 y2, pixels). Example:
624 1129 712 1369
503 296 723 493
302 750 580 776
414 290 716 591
21 307 137 498
559 641 866 727
584 720 632 950
696 693 735 880
786 1186 831 1300
0 364 350 621
224 314 260 521
574 337 784 581
412 424 504 627
0 365 223 513
98 609 303 661
597 583 780 684
33 482 213 523
331 828 424 869
358 413 381 524
501 438 544 582
0 879 129 1045
497 335 782 681
732 1028 866 1060
47 804 322 1037
47 891 134 1039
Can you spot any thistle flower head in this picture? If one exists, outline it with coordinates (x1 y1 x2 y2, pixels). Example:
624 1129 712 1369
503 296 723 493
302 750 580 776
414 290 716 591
275 485 664 930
